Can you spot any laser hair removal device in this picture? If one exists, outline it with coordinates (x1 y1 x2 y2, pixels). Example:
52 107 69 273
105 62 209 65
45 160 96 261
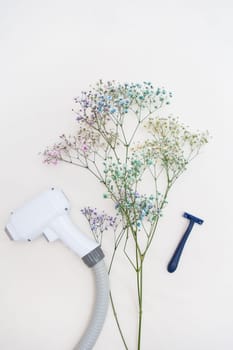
5 187 109 350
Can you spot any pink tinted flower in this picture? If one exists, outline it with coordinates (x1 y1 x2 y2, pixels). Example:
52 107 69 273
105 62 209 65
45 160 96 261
43 146 62 165
81 143 89 152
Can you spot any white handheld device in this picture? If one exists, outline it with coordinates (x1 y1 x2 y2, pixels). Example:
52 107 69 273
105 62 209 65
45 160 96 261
5 187 109 350
6 187 99 258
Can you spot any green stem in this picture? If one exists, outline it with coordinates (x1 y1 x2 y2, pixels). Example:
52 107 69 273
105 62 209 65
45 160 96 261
136 256 144 350
110 291 129 350
108 228 125 274
107 229 128 349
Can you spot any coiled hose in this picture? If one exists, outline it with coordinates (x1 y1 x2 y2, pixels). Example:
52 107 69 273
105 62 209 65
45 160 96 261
74 259 109 350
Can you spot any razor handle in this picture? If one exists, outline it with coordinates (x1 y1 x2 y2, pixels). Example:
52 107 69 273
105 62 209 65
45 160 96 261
167 220 194 273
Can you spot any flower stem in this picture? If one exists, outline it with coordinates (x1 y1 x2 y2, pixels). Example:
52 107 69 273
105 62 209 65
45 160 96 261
137 261 143 350
107 230 128 349
110 291 129 350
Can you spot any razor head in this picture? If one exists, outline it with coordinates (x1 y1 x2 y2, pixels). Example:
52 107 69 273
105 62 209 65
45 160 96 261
5 188 70 241
183 212 204 225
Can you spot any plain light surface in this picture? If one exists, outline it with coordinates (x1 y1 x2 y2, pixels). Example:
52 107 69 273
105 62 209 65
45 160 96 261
0 1 231 349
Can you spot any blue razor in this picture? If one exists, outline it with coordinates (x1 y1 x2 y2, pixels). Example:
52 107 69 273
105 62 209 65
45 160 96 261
167 212 204 273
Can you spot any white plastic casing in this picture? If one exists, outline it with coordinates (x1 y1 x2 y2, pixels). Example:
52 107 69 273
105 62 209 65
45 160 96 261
5 188 99 258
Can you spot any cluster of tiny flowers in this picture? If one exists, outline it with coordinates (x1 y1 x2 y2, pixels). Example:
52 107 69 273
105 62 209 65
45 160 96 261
134 192 162 225
43 142 65 164
81 206 119 243
115 191 160 228
43 127 103 164
73 127 102 155
73 80 172 125
140 116 209 177
43 81 173 165
103 153 148 198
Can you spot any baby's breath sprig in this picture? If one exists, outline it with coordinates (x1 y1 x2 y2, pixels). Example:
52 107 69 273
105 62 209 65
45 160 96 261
43 81 209 350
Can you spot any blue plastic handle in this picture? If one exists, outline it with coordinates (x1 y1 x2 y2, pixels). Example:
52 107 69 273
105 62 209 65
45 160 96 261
167 220 195 273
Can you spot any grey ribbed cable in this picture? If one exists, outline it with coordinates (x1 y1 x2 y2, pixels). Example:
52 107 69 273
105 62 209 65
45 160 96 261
74 259 109 350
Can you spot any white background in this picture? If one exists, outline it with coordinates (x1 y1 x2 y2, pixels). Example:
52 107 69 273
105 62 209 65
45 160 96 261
0 1 232 349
